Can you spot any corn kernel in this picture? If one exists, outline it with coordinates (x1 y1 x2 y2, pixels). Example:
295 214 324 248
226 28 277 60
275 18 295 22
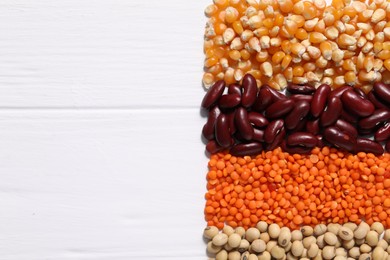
281 54 292 71
357 36 367 48
284 19 298 36
234 68 244 81
366 29 375 41
249 37 261 52
272 51 286 64
307 46 321 59
383 42 390 50
363 55 374 72
344 71 356 85
245 6 258 18
202 73 215 88
373 59 384 72
314 19 325 33
293 1 304 14
291 42 306 57
309 32 327 44
281 40 291 54
284 67 293 82
378 50 390 59
324 26 339 40
260 61 273 77
334 75 346 87
229 50 241 60
205 57 219 67
269 26 280 38
315 56 328 68
240 49 250 60
232 21 244 34
274 73 288 89
320 41 332 60
289 15 305 27
293 66 304 76
384 59 390 71
303 1 316 20
304 18 319 32
338 33 357 47
314 0 326 10
375 32 385 43
224 67 235 84
372 8 386 23
230 37 244 50
296 28 308 40
225 7 239 23
279 0 294 13
292 76 308 85
248 15 262 29
303 62 316 72
362 42 374 54
332 49 344 63
256 51 269 63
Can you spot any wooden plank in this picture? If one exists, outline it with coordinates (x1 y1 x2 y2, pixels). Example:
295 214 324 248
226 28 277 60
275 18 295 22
0 0 208 108
0 110 209 259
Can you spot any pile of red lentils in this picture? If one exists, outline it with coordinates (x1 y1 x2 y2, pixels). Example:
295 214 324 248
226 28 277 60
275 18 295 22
200 0 390 259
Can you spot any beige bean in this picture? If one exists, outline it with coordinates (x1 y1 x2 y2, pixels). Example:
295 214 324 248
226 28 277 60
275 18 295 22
377 239 388 250
228 251 241 260
355 222 370 240
343 223 358 232
372 246 385 259
342 239 355 250
271 245 286 260
339 227 354 241
349 247 360 258
356 238 366 246
327 224 341 235
224 243 233 252
204 226 219 239
371 222 384 235
324 232 338 246
213 233 229 247
291 230 303 241
238 239 250 253
207 241 222 254
286 252 298 260
384 230 390 243
223 225 235 236
317 234 326 249
256 221 268 233
335 247 347 256
334 256 347 260
266 241 277 252
279 228 292 247
257 251 271 260
284 242 292 252
303 236 316 249
366 231 379 247
360 243 372 254
251 239 266 253
307 243 320 258
322 246 335 260
291 241 304 257
313 251 323 260
216 249 228 260
228 233 242 248
241 251 250 260
260 233 270 243
314 224 327 236
358 253 371 260
248 254 257 260
269 224 281 239
246 228 260 242
235 227 246 238
301 226 314 237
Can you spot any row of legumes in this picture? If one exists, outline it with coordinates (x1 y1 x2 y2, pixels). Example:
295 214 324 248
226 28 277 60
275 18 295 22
199 0 390 259
202 0 390 91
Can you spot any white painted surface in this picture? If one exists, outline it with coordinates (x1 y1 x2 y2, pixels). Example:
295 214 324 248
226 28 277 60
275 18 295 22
0 0 210 259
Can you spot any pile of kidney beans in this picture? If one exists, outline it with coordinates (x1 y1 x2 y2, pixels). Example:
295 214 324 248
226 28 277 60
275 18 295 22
201 74 390 156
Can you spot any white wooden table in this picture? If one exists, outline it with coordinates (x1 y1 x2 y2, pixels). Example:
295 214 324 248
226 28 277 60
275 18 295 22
0 1 210 259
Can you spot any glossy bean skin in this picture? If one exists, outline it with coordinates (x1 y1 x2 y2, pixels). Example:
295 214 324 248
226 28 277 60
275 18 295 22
265 99 295 119
358 126 376 136
228 83 242 96
358 108 390 129
290 94 313 103
375 122 390 142
287 84 316 94
335 119 358 138
264 119 284 144
355 138 384 155
386 140 390 152
354 88 367 98
241 74 257 108
264 84 287 102
218 94 241 109
226 110 237 135
281 140 312 154
341 89 375 117
287 132 318 148
252 87 273 112
311 84 331 117
373 82 390 104
368 91 388 109
316 135 325 148
206 140 224 154
320 96 342 127
202 106 221 140
285 101 310 130
215 114 233 148
235 107 254 140
266 127 286 150
329 85 352 99
323 126 356 152
230 142 263 157
292 117 307 132
248 112 269 128
340 109 359 124
306 119 320 135
253 128 265 142
201 80 226 109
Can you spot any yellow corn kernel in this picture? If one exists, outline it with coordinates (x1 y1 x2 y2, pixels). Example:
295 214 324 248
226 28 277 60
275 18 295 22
247 70 262 80
289 15 305 27
359 9 374 23
293 1 304 14
306 71 320 83
364 55 374 72
249 37 261 52
240 50 250 60
343 6 357 19
320 41 332 60
232 21 244 34
303 1 316 20
292 66 304 76
338 34 357 47
267 80 281 91
208 64 223 75
351 1 367 13
324 26 339 40
315 56 328 68
332 49 344 63
274 13 285 27
309 32 327 44
324 68 335 77
283 67 293 82
269 26 280 38
223 28 235 43
284 19 298 36
291 42 306 57
362 42 374 54
248 15 262 29
373 59 383 72
215 72 224 81
264 5 275 18
238 60 251 72
333 76 346 87
343 51 355 59
314 0 326 10
303 62 316 72
357 36 367 48
292 76 308 85
270 37 282 47
246 6 258 18
224 68 235 84
378 50 390 60
322 76 333 85
256 51 269 63
358 70 379 82
314 19 325 33
205 57 219 67
219 58 229 69
304 18 319 32
260 61 273 77
204 4 218 17
281 54 292 71
273 64 282 75
374 42 383 54
274 73 288 89
307 46 321 59
230 37 244 50
272 51 285 64
366 29 375 41
279 0 294 13
375 21 387 33
229 50 241 61
295 28 308 40
253 27 269 38
323 12 335 27
202 73 215 88
344 71 356 85
383 42 390 50
375 32 385 43
345 24 356 35
281 40 291 54
262 18 274 29
214 0 228 8
331 0 345 10
372 8 386 24
225 7 239 23
384 59 390 71
234 69 244 81
384 28 390 40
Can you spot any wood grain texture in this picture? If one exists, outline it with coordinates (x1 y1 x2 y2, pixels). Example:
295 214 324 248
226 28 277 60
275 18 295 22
0 110 208 259
0 0 209 108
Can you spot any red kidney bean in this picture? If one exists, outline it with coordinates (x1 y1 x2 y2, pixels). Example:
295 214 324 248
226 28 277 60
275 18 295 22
359 108 390 129
252 87 273 112
287 132 317 148
368 91 388 109
248 111 269 128
202 106 221 140
241 74 257 108
264 119 284 144
373 82 390 104
386 140 390 152
320 96 342 127
355 138 384 155
287 84 316 94
215 114 233 148
311 84 331 117
323 126 356 152
264 84 287 102
266 127 286 150
358 126 376 136
316 135 325 148
293 117 307 132
230 142 263 157
206 140 224 154
375 122 390 142
226 110 236 135
341 89 375 117
201 80 226 109
290 94 313 103
329 85 352 99
306 118 320 135
281 140 312 154
218 94 241 109
340 109 359 124
265 99 295 119
228 83 242 96
235 107 254 140
335 119 358 138
353 88 367 98
285 101 310 130
253 128 265 142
